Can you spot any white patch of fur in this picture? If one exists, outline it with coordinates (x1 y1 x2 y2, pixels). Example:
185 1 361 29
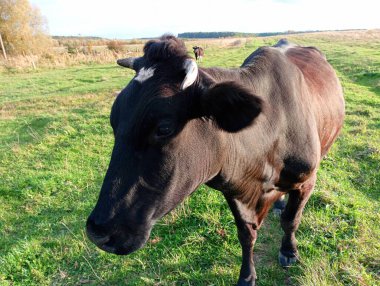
134 67 155 83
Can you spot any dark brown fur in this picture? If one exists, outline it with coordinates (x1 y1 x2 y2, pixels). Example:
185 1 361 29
193 46 204 61
87 36 344 286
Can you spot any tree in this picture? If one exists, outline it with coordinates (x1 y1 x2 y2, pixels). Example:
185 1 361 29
0 0 52 56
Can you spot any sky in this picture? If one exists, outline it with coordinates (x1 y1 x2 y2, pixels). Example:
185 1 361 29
30 0 380 39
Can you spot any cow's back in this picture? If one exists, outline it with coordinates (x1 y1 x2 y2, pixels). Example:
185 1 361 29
242 41 344 157
237 41 344 190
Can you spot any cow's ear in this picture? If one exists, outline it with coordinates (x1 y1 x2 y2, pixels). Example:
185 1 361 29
201 81 263 132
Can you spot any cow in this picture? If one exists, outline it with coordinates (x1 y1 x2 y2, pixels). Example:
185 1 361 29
193 45 204 61
86 35 344 286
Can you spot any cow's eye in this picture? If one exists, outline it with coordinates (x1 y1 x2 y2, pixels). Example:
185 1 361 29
155 121 174 138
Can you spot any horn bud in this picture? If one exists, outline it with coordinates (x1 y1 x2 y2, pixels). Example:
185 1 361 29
117 57 138 69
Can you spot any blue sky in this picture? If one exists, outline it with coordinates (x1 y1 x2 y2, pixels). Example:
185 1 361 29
30 0 379 39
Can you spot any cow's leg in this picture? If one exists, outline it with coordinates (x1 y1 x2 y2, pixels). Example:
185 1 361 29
279 175 316 267
225 197 257 286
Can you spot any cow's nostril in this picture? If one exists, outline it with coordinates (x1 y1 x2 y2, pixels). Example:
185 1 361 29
87 230 110 245
86 216 110 238
86 221 110 246
89 233 110 245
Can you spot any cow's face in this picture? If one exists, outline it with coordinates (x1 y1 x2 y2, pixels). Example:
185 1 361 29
86 36 263 255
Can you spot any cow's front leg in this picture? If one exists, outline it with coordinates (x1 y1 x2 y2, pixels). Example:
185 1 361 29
226 197 257 286
279 175 316 267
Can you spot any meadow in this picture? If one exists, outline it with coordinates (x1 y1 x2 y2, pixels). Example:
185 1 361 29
0 30 379 285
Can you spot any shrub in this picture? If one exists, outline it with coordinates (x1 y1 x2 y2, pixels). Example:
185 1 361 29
107 40 125 53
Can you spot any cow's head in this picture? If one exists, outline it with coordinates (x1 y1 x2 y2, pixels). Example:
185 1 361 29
86 35 263 255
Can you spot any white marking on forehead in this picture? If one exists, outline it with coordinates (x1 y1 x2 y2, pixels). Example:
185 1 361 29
134 67 155 83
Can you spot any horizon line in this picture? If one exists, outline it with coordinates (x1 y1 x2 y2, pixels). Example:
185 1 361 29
49 28 378 40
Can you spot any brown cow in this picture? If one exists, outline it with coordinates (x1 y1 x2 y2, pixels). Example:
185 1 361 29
193 46 204 61
87 35 344 286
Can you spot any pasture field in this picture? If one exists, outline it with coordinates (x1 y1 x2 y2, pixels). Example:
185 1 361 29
0 31 379 285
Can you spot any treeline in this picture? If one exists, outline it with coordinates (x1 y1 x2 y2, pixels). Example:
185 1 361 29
178 32 255 38
52 36 103 41
178 30 322 39
53 37 144 47
256 30 319 37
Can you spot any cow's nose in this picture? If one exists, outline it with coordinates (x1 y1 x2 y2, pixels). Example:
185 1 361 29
86 216 111 245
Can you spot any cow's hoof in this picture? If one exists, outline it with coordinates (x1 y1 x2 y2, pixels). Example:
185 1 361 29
278 251 298 267
273 207 283 216
237 278 256 286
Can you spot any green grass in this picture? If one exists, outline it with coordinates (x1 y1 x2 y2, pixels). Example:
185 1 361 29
1 33 379 285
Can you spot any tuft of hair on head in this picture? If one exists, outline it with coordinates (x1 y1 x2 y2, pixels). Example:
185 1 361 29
143 34 189 63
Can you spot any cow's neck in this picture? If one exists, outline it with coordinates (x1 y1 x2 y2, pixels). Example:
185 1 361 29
201 66 282 218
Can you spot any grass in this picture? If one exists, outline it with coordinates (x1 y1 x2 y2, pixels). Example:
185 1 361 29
0 31 379 285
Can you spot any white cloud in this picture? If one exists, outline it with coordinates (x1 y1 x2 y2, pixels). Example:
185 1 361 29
30 0 380 38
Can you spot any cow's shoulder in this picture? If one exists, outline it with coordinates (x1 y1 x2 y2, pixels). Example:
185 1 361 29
242 39 326 69
241 40 301 69
241 45 279 68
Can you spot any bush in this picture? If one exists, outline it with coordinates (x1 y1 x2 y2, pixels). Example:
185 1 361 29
65 43 79 55
106 40 125 53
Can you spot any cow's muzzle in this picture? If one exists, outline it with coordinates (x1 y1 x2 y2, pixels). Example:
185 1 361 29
86 216 150 255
